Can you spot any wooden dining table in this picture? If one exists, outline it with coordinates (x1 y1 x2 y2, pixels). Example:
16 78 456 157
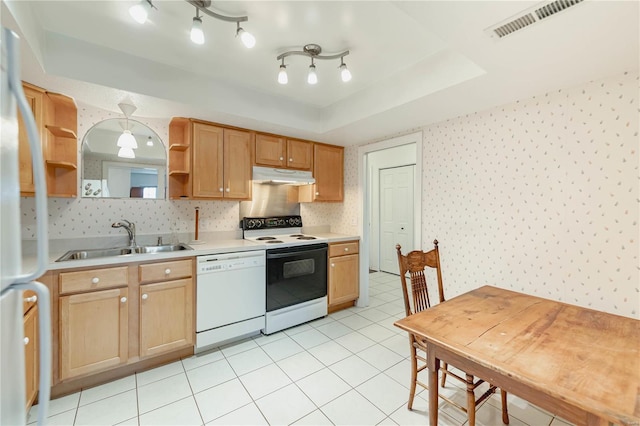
394 285 640 426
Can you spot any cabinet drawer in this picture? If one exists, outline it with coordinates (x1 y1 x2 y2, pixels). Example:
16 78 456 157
139 259 192 284
329 241 359 257
59 266 128 295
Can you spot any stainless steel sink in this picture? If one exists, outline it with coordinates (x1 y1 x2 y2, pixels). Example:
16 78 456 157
56 243 193 262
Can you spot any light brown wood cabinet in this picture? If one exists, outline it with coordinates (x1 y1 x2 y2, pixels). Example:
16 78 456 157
18 82 78 198
24 302 39 410
255 134 313 171
169 119 251 200
299 144 344 203
328 240 359 311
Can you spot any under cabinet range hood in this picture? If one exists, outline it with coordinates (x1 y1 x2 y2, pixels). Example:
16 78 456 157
252 166 315 185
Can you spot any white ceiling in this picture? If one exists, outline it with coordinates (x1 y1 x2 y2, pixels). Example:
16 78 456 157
2 0 638 146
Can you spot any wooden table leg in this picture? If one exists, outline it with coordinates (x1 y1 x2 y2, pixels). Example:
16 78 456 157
426 343 440 426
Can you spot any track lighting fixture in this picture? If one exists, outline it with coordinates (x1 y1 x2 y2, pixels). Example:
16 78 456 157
129 0 254 48
276 44 351 86
190 8 205 45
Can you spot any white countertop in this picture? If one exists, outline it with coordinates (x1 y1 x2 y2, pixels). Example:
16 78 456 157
24 233 360 271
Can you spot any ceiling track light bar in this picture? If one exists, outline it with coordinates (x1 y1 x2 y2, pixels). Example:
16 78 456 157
184 0 248 23
276 44 351 85
276 49 349 61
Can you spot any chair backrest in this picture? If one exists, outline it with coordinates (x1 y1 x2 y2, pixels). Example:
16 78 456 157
396 240 445 317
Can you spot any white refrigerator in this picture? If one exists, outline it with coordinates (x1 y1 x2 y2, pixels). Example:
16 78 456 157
1 27 52 425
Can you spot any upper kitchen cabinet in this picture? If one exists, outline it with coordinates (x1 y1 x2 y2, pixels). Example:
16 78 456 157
306 143 344 202
169 118 252 200
18 83 78 198
255 133 313 171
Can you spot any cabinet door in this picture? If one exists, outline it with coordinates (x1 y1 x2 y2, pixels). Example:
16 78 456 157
286 139 313 171
313 144 344 201
59 288 128 380
24 305 38 410
18 84 45 196
329 254 359 306
192 122 224 198
139 278 193 358
224 129 252 199
255 133 286 168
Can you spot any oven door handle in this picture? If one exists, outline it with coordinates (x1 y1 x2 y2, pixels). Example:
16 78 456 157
266 247 327 260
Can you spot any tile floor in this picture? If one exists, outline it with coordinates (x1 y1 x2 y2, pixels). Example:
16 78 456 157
29 272 575 426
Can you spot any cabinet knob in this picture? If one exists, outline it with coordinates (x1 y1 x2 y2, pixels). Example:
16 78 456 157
289 158 293 162
165 268 171 275
24 295 37 303
344 247 349 252
120 297 127 303
91 277 100 284
331 263 335 267
279 156 283 161
142 294 148 300
315 192 319 196
226 188 230 192
24 337 29 346
219 187 224 192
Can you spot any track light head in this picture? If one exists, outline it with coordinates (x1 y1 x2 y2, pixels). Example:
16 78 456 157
307 61 318 85
339 57 352 82
278 64 288 85
236 23 255 48
129 0 152 24
191 14 205 45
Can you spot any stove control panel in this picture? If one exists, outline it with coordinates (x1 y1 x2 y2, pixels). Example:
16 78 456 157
241 215 303 230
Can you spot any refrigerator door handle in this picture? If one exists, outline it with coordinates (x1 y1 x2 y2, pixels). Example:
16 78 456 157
5 29 49 282
12 281 51 426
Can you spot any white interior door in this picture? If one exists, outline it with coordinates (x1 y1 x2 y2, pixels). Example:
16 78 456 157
379 165 414 274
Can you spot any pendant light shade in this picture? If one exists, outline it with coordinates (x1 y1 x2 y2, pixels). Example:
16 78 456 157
278 63 288 85
118 147 136 159
339 60 352 82
307 62 318 85
117 130 138 149
236 24 255 48
129 0 152 24
191 15 205 45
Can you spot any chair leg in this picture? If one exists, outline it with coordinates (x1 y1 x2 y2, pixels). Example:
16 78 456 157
466 374 476 426
501 389 509 424
440 362 448 387
407 346 418 410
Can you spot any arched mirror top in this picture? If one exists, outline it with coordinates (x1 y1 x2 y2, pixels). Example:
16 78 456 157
81 118 166 199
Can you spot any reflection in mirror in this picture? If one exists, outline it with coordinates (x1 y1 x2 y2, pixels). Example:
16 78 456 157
82 118 166 199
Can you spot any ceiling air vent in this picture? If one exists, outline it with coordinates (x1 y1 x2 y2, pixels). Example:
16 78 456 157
485 0 584 39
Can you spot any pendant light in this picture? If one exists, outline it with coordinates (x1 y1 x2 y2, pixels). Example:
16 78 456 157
339 57 352 82
129 0 153 24
118 147 136 159
307 58 318 85
236 22 255 48
278 58 288 85
116 102 138 158
190 8 205 45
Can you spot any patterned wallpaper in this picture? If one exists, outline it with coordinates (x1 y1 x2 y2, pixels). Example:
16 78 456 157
422 72 638 318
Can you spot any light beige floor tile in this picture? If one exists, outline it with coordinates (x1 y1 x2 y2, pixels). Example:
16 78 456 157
283 322 314 336
486 392 553 426
315 321 353 340
376 302 406 316
114 416 139 425
226 346 273 376
260 336 304 361
358 344 404 371
377 417 400 425
381 333 411 356
473 401 526 426
75 389 138 425
32 408 77 426
356 373 411 415
292 409 333 425
80 374 136 406
252 330 287 346
334 331 376 353
239 363 292 399
186 358 236 394
296 368 351 406
290 328 331 349
339 314 374 330
330 354 379 387
195 378 252 423
358 323 396 342
255 384 316 425
357 307 392 322
550 417 574 426
136 361 184 387
137 373 192 415
182 348 224 371
328 309 354 320
321 389 386 425
307 340 352 366
219 337 258 357
138 396 202 426
207 402 268 425
28 391 80 423
309 315 337 328
389 396 461 426
276 350 325 381
383 358 412 388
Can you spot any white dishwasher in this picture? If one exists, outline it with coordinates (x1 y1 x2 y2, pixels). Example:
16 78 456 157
196 250 266 352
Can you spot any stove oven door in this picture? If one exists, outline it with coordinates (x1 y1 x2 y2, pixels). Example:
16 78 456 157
266 243 328 312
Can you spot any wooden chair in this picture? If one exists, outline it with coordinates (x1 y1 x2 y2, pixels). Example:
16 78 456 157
396 240 509 425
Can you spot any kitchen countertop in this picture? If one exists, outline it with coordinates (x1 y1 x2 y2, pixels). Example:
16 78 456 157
23 233 360 272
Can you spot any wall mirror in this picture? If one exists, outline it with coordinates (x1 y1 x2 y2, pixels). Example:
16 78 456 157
81 118 166 199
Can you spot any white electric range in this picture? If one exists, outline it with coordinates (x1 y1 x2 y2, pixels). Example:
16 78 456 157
242 215 328 334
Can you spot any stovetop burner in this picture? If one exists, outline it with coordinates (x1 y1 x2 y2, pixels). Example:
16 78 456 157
256 236 277 241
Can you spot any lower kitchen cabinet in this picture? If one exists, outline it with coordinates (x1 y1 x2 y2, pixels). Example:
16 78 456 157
24 303 39 409
59 287 129 381
328 240 360 311
140 278 193 358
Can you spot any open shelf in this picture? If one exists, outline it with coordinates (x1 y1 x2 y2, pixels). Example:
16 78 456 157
45 125 77 139
45 160 77 170
169 144 189 151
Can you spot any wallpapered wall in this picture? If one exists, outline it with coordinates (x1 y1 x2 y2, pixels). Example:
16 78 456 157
420 72 638 318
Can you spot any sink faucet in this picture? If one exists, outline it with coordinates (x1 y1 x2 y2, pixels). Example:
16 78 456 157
112 219 137 247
